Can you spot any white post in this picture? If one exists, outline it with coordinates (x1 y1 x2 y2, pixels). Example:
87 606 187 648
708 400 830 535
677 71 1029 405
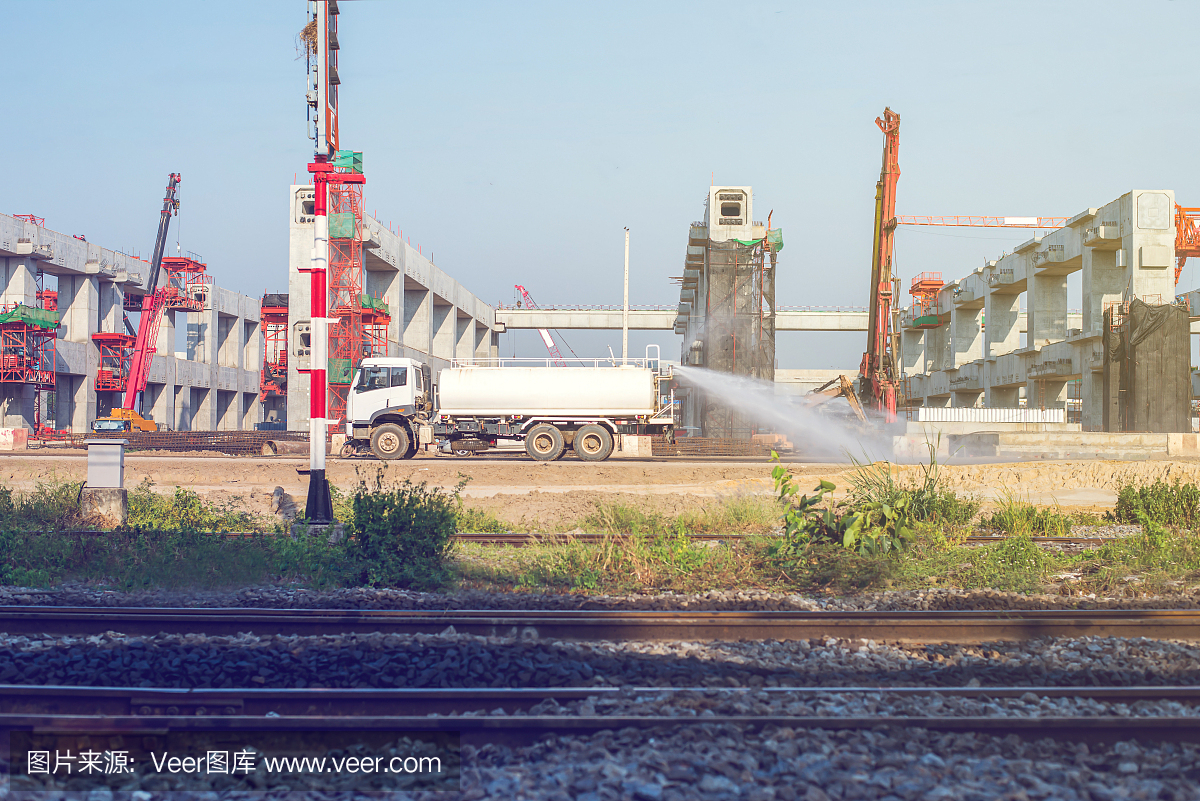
310 210 328 477
622 228 630 364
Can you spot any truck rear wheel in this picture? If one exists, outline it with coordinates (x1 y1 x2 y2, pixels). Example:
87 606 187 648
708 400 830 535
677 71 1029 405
525 424 564 461
371 423 410 460
574 424 614 461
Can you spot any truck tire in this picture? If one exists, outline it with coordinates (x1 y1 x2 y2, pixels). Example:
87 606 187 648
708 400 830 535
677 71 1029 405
371 423 410 460
525 424 564 461
574 424 614 462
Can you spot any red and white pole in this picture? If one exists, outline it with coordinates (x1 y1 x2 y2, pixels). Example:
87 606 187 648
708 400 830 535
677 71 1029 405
305 156 334 523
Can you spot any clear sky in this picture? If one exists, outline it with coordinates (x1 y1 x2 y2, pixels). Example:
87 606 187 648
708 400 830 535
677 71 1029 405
5 1 1199 369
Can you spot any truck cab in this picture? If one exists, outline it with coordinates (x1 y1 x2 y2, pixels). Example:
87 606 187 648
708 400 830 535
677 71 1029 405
345 357 432 459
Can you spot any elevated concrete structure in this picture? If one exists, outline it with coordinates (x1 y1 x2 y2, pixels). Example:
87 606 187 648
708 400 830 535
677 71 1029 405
899 191 1180 430
286 186 499 429
0 213 261 433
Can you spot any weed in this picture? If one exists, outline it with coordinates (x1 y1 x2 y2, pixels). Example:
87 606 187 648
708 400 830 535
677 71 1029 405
849 439 979 528
343 471 457 589
127 480 263 533
981 490 1072 537
1112 479 1200 528
455 504 510 534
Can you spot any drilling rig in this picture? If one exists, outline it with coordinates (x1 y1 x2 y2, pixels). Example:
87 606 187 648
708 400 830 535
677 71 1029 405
859 108 901 422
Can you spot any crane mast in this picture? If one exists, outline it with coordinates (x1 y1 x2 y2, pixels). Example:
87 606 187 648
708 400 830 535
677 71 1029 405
860 108 900 421
124 174 180 411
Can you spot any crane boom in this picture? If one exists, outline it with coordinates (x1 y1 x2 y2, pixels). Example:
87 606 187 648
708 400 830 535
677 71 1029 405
123 174 181 411
513 284 567 366
859 108 900 422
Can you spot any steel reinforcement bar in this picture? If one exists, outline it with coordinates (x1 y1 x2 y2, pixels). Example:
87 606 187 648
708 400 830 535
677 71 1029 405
2 607 1199 642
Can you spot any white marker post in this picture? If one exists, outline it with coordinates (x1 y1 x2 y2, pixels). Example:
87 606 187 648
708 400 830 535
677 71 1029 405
622 228 630 364
304 155 334 523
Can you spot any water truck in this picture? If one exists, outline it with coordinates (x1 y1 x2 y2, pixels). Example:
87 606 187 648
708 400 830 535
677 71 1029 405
342 349 674 461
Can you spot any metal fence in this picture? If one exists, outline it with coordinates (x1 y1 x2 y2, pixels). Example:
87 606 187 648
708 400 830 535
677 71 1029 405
74 430 310 456
916 407 1066 424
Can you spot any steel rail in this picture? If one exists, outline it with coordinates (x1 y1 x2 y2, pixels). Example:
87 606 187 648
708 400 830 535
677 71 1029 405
2 684 1200 719
0 711 1195 746
2 606 1200 642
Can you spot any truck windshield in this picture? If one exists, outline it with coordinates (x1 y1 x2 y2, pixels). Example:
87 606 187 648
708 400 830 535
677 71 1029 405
355 366 389 392
92 420 127 432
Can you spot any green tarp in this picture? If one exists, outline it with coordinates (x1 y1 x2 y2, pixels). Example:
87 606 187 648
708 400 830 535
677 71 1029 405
0 305 59 330
328 213 356 239
333 150 364 174
730 228 784 252
328 358 353 384
360 294 389 314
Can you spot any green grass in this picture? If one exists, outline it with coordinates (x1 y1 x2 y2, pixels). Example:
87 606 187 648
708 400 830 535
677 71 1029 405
979 490 1072 537
582 496 779 537
127 480 268 533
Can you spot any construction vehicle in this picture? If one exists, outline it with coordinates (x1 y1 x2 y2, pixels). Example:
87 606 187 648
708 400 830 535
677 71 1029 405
341 349 674 462
90 174 181 434
859 108 901 422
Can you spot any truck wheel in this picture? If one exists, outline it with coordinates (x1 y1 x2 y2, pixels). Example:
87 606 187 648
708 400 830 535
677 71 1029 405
525 424 564 461
453 447 474 458
574 424 614 461
371 424 410 460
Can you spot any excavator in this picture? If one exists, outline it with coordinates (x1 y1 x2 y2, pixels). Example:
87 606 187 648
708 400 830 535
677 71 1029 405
90 174 181 433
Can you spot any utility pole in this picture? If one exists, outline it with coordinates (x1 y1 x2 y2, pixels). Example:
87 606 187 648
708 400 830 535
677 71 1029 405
304 155 334 524
622 228 630 364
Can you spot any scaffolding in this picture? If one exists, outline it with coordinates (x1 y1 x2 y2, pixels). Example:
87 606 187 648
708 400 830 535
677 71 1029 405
326 158 366 424
260 294 289 400
908 272 943 329
362 294 391 359
700 239 776 439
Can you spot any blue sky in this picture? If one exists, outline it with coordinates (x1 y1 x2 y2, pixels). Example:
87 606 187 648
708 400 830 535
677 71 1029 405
5 0 1199 368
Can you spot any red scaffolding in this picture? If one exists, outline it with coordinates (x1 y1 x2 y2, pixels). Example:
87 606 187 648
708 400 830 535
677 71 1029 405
326 160 366 424
260 295 289 399
93 333 136 392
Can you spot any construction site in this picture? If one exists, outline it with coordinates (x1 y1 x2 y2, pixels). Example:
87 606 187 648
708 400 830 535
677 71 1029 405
0 1 1198 466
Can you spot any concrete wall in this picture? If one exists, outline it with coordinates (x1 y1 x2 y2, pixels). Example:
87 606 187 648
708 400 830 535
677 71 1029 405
899 191 1180 431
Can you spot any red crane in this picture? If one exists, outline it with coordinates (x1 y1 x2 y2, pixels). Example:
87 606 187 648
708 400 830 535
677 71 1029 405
859 108 901 422
513 284 567 365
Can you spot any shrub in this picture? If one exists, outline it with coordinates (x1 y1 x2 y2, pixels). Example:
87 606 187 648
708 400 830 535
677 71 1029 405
981 491 1071 537
127 480 261 533
344 474 457 589
1112 479 1200 528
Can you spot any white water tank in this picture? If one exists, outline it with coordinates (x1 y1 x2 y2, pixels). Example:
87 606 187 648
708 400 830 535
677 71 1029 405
438 367 657 417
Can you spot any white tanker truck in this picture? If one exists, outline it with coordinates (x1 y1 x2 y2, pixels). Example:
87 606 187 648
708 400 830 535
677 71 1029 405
342 350 674 462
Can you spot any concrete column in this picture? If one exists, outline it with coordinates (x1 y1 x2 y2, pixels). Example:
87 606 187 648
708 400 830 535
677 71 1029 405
98 280 123 334
148 383 173 429
900 329 925 376
69 372 95 432
2 257 38 307
926 394 952 408
950 306 983 368
157 310 175 355
925 325 950 372
174 385 189 431
0 386 35 429
1082 249 1123 336
952 389 983 408
1027 378 1068 410
489 330 500 361
455 315 475 362
985 292 1021 357
1027 272 1068 349
403 287 432 355
432 303 455 361
1082 369 1104 431
986 385 1020 406
474 323 490 362
60 275 99 344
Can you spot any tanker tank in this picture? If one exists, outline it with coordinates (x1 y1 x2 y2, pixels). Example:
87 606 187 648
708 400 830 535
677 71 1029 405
437 366 658 417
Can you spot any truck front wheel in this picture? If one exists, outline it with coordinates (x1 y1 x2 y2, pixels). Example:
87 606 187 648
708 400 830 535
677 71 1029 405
525 424 564 461
574 425 614 461
371 423 410 460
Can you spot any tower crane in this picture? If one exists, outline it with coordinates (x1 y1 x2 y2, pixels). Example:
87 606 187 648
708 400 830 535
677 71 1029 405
513 284 567 366
859 108 901 421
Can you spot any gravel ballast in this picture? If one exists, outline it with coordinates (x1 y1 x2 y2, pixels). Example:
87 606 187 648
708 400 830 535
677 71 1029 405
1 631 1198 691
3 584 1200 613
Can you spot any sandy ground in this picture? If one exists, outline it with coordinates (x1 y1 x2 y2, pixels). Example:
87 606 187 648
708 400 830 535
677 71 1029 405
4 450 1199 528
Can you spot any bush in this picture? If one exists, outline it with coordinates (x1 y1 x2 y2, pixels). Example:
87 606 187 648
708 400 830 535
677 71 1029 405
127 480 262 532
1112 479 1200 528
0 478 84 530
344 475 456 589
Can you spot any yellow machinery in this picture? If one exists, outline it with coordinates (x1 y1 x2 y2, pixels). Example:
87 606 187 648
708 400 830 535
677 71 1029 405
90 408 157 433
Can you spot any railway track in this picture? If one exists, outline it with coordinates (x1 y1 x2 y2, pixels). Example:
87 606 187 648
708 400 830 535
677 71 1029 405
0 684 1198 745
2 606 1199 642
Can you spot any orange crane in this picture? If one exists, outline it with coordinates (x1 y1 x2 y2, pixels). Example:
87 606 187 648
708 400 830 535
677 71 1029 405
859 107 901 421
1176 206 1200 285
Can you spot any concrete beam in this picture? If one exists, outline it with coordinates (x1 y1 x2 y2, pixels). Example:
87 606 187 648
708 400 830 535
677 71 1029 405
496 308 872 332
